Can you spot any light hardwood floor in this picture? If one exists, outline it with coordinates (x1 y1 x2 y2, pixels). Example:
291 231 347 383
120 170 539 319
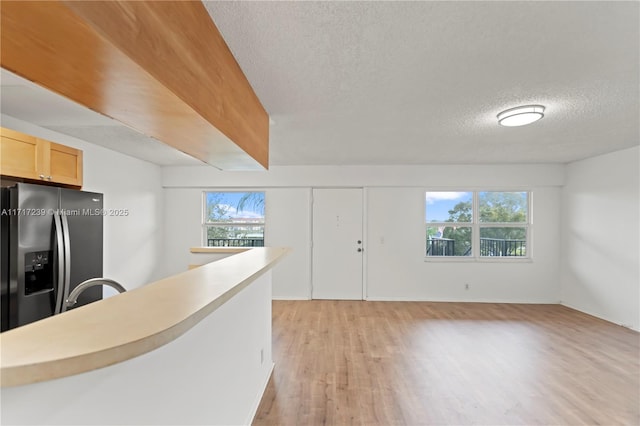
253 301 639 426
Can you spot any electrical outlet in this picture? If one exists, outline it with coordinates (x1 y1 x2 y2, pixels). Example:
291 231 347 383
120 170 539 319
260 348 264 364
465 283 470 290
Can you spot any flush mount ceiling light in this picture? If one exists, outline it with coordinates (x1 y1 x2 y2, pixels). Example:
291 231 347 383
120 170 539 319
497 105 545 127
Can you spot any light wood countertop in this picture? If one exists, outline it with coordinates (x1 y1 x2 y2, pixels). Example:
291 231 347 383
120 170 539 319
0 247 289 388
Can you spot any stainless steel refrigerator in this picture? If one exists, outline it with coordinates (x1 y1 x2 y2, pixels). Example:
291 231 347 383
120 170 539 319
1 182 103 331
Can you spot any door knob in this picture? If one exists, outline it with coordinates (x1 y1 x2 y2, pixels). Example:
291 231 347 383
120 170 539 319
357 240 362 244
357 248 363 252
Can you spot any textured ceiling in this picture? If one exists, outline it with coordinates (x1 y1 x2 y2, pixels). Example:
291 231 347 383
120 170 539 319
1 2 638 167
205 1 639 166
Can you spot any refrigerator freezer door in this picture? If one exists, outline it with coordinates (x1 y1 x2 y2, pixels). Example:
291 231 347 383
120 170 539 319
60 188 103 308
1 188 9 331
9 183 60 329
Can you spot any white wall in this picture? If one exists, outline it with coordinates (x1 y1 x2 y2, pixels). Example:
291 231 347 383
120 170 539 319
561 146 640 330
163 164 564 188
1 115 164 290
162 164 564 302
1 272 274 425
163 188 202 277
163 187 311 299
367 186 561 302
264 188 311 299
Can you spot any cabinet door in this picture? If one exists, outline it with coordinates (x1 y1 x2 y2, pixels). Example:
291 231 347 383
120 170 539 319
48 141 83 187
0 127 46 181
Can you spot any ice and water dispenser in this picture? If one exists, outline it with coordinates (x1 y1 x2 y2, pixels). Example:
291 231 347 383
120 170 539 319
24 251 54 295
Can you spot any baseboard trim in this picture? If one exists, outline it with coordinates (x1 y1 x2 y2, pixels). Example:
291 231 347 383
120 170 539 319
272 296 311 300
560 302 639 332
365 296 559 304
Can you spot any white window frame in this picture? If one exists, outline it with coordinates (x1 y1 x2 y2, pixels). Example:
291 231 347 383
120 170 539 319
424 190 532 262
202 191 265 247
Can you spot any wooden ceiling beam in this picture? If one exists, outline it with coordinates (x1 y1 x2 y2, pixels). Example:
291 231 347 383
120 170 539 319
1 1 269 170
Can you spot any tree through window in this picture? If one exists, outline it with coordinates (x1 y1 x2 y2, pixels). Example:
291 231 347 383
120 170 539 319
203 192 265 247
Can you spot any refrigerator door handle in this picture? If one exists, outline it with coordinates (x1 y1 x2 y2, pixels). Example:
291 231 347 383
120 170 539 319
60 213 72 313
53 213 65 315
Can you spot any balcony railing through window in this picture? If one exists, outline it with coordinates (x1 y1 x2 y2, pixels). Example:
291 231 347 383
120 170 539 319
479 238 526 256
426 238 456 256
426 237 526 257
207 238 265 247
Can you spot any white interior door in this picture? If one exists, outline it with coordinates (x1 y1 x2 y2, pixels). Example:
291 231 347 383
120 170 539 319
312 188 363 300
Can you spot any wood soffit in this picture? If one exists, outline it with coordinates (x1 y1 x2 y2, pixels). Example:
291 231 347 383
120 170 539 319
0 1 269 170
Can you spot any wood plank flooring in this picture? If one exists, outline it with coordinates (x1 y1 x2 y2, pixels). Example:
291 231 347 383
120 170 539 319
253 301 639 425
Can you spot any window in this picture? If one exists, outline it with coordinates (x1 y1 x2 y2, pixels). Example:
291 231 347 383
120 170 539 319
203 192 265 247
478 191 528 257
425 191 529 259
426 192 473 256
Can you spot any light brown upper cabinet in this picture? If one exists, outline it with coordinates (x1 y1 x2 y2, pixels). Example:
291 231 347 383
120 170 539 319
0 127 83 188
